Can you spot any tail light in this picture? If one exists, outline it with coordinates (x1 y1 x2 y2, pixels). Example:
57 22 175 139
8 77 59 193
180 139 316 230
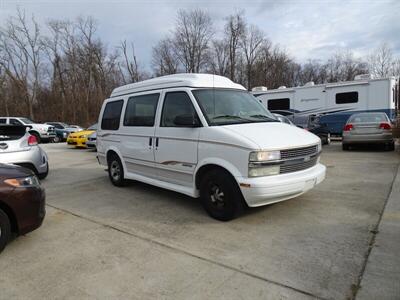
28 135 38 146
343 124 353 131
379 123 391 130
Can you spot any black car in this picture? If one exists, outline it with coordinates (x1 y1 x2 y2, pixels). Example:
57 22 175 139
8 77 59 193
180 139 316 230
305 115 331 145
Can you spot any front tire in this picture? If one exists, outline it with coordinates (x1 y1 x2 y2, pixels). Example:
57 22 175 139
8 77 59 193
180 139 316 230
108 154 126 187
53 136 61 143
200 169 244 221
323 133 331 145
342 143 349 151
0 209 11 254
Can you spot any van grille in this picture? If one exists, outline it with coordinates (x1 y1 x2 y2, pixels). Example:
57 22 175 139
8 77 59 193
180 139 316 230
280 145 318 160
280 157 318 174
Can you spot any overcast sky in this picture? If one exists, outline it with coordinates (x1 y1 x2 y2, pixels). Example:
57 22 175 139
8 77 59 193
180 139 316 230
1 0 399 71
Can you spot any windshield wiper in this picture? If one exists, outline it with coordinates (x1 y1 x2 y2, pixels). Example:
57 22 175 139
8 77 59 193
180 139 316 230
212 115 247 120
249 114 278 122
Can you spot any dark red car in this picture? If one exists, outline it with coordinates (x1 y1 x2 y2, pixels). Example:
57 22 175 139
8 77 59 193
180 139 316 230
0 164 45 253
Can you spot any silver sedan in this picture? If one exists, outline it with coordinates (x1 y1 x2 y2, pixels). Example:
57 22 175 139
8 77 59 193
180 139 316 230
342 112 395 151
0 125 49 179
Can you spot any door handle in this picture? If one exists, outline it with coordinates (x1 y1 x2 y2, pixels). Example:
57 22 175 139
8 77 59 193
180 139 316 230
155 137 159 149
149 137 152 147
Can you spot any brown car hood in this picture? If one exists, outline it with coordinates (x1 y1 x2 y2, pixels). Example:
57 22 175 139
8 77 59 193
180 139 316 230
0 163 34 181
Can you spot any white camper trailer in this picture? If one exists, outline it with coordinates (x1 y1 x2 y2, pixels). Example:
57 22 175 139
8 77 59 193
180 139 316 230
252 76 399 135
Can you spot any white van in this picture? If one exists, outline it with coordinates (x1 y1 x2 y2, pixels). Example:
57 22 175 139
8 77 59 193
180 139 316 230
97 74 326 221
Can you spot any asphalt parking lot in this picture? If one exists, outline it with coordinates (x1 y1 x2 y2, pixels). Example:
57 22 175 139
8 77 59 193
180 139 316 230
0 142 399 300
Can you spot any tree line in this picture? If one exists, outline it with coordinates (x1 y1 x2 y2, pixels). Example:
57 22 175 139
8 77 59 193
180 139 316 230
0 9 399 126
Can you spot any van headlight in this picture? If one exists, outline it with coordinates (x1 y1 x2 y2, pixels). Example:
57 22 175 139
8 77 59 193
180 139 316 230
249 151 280 162
248 165 280 177
317 141 322 152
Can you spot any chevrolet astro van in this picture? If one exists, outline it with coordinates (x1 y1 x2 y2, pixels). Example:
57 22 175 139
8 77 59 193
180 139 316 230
97 74 326 221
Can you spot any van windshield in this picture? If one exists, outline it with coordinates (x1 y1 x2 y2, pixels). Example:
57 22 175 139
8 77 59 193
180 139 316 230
192 89 277 126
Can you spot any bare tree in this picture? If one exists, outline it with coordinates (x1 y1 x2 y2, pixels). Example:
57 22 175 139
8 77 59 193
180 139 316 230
224 12 245 81
207 39 229 76
119 40 141 83
368 43 393 78
240 24 265 89
173 9 213 73
152 38 179 76
0 9 44 119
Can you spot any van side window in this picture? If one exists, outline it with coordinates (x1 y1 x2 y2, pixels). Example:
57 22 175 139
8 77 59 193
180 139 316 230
0 118 6 124
268 98 290 110
336 92 358 104
161 92 197 127
124 93 159 127
101 100 123 130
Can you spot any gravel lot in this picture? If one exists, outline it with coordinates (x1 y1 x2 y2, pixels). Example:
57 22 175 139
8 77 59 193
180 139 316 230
0 142 399 300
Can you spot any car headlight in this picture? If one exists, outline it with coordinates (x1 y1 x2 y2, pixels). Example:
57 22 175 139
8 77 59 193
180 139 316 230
249 150 280 162
79 134 87 138
4 175 40 187
317 141 322 152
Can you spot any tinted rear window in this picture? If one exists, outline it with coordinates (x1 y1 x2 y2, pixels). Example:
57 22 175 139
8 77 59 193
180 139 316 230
349 113 387 123
101 100 123 130
0 125 26 141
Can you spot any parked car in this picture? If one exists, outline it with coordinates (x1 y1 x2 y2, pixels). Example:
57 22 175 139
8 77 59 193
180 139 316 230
97 74 326 221
0 163 45 253
0 117 56 143
290 114 309 129
67 123 97 148
45 122 77 143
273 113 294 125
69 125 84 132
305 115 331 145
86 131 97 149
0 125 49 179
342 112 395 151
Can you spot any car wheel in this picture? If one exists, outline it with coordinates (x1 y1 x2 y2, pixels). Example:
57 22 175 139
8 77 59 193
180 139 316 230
386 141 395 151
108 154 125 187
342 143 349 151
38 162 49 180
0 209 11 254
53 136 61 143
200 169 245 221
325 133 331 145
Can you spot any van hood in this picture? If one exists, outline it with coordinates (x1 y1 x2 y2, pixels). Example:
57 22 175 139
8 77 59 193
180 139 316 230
223 122 320 150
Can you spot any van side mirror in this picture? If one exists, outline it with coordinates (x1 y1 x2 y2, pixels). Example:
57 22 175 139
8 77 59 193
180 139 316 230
173 114 201 127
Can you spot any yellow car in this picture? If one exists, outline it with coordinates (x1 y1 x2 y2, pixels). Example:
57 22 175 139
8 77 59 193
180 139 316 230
67 124 97 148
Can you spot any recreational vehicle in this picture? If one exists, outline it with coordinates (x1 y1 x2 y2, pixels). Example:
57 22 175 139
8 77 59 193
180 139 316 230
252 76 399 135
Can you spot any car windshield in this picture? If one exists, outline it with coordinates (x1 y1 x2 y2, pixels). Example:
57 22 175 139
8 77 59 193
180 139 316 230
87 123 97 130
349 113 387 123
19 118 36 124
192 89 277 126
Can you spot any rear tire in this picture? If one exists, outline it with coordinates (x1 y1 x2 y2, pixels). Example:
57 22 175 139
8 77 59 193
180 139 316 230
0 209 11 254
108 154 126 187
342 143 349 151
200 169 244 221
386 141 395 151
53 136 61 143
